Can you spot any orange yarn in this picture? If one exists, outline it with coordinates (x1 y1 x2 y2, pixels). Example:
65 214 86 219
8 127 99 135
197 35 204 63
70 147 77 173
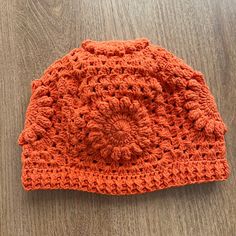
18 38 229 195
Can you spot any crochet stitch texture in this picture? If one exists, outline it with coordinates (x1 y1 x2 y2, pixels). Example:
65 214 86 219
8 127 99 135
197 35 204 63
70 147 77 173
18 38 229 195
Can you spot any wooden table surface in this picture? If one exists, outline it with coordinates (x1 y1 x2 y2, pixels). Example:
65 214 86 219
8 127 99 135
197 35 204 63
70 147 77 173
1 0 236 235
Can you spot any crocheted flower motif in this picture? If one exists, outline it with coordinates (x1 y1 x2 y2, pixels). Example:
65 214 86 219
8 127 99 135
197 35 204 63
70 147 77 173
87 97 152 161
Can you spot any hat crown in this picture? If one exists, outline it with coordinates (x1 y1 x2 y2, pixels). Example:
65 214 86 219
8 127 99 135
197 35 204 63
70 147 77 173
81 38 150 56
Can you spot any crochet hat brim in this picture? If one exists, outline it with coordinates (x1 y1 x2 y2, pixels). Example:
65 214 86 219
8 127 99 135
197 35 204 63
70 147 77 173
22 159 228 195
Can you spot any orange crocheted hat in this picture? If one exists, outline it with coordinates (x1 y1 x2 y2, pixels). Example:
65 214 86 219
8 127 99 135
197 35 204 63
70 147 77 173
18 38 229 195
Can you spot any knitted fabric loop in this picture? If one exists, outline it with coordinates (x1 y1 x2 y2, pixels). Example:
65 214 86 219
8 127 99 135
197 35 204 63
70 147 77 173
18 38 229 195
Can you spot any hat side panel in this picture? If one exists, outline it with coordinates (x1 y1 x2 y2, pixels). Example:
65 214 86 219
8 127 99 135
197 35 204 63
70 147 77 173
150 45 227 137
149 46 228 168
18 53 81 189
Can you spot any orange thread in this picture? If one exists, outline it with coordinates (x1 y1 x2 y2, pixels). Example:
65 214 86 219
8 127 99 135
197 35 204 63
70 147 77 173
18 38 229 195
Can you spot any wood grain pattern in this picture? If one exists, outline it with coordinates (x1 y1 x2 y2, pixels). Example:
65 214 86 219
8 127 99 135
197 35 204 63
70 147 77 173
0 0 236 235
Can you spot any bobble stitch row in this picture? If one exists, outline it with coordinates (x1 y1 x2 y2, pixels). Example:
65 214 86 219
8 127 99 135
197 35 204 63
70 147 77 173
184 79 226 136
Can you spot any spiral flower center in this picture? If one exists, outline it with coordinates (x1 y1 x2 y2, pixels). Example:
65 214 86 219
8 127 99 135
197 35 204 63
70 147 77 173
111 119 131 141
86 97 153 161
